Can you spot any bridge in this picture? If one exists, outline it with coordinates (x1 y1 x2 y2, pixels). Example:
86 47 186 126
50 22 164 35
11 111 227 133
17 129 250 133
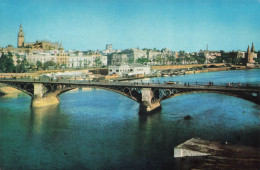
0 78 259 113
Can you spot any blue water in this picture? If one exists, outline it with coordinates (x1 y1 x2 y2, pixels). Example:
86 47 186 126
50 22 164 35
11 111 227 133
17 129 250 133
0 69 260 169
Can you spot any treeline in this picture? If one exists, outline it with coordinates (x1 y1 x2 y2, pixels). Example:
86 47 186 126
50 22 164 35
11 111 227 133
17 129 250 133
0 52 60 73
0 52 29 73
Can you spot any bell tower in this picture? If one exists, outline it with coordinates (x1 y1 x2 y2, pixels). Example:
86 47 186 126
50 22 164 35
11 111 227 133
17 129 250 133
251 42 255 52
18 24 24 48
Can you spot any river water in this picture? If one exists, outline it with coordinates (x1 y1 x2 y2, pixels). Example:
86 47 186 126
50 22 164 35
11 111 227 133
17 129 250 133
0 69 260 169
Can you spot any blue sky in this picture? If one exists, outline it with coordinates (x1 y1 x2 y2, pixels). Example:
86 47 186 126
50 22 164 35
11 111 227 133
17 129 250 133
0 0 259 52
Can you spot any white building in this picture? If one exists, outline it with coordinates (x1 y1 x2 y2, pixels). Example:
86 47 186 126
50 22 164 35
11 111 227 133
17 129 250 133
26 52 57 64
82 55 107 67
68 53 84 68
108 64 151 77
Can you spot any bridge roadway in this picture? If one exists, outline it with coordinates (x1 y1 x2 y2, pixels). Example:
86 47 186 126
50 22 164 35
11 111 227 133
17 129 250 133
0 78 259 113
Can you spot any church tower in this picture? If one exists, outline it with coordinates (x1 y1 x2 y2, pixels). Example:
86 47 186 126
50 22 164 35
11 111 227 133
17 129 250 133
17 24 24 48
251 42 255 52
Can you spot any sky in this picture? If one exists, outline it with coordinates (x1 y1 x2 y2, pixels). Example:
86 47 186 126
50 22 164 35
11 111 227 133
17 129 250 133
0 0 259 52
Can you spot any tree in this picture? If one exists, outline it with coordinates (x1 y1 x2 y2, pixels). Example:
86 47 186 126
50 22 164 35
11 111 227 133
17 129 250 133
94 57 102 67
36 61 43 70
0 52 15 73
136 57 149 64
166 55 175 64
44 61 56 70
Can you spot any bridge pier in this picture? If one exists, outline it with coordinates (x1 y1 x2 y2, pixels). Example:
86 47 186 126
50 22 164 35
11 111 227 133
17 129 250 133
139 88 161 113
31 83 60 108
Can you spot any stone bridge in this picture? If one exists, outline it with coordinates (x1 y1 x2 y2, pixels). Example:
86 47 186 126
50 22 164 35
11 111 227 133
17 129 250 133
0 78 259 113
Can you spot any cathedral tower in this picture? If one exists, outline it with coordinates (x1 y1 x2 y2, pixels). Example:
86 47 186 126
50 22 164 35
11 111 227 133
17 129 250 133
18 24 24 48
251 42 255 52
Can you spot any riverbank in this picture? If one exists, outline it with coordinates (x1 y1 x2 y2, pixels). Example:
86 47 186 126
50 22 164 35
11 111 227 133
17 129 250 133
0 83 22 94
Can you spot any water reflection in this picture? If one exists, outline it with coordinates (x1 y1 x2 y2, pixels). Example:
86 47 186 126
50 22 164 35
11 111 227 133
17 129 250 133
28 105 70 137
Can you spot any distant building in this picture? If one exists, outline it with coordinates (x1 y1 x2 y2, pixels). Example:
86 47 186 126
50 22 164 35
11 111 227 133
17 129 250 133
17 24 59 50
57 52 69 67
17 24 24 48
108 64 151 77
122 48 147 63
246 43 257 66
106 44 113 51
109 53 128 65
237 50 245 59
26 52 57 65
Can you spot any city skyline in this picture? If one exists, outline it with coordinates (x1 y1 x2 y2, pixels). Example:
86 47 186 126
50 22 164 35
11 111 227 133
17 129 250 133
0 0 259 52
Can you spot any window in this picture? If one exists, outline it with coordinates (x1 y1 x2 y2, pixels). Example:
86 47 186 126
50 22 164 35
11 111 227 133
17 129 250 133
116 70 119 72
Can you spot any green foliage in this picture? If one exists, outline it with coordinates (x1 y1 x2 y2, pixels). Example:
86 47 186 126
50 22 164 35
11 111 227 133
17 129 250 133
0 53 15 73
43 60 56 69
136 57 149 64
36 61 43 70
193 55 206 64
128 57 134 64
94 57 102 67
16 58 29 73
166 55 175 64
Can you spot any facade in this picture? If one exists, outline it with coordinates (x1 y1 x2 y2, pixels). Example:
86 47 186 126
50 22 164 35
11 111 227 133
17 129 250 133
26 52 57 65
110 53 128 65
57 52 69 67
67 51 83 68
122 48 148 63
237 50 245 58
108 64 151 77
82 55 107 68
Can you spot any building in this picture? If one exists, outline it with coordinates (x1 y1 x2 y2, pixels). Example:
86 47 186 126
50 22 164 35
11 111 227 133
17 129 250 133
106 44 113 51
57 52 69 67
109 53 129 65
16 24 59 51
108 64 151 77
122 48 148 63
17 24 24 48
67 51 84 68
26 52 57 65
237 50 245 59
246 43 257 66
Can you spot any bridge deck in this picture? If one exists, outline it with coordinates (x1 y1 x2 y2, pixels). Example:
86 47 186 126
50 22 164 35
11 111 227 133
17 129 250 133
1 78 259 92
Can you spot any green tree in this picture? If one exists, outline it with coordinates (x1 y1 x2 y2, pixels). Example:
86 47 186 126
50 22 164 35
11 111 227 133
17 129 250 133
36 61 43 70
136 57 149 64
166 55 175 64
0 52 15 73
94 57 102 67
44 60 56 70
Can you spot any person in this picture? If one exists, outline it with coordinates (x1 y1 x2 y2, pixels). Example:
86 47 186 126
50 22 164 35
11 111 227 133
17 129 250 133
196 81 197 85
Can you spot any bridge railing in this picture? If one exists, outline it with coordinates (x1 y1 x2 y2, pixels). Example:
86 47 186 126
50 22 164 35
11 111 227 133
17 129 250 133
0 77 260 88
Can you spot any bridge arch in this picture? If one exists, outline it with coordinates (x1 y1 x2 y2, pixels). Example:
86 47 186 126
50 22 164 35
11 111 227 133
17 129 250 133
84 86 142 103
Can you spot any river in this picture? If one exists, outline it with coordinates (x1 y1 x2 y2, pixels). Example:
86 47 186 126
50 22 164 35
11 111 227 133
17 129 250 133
0 69 259 169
